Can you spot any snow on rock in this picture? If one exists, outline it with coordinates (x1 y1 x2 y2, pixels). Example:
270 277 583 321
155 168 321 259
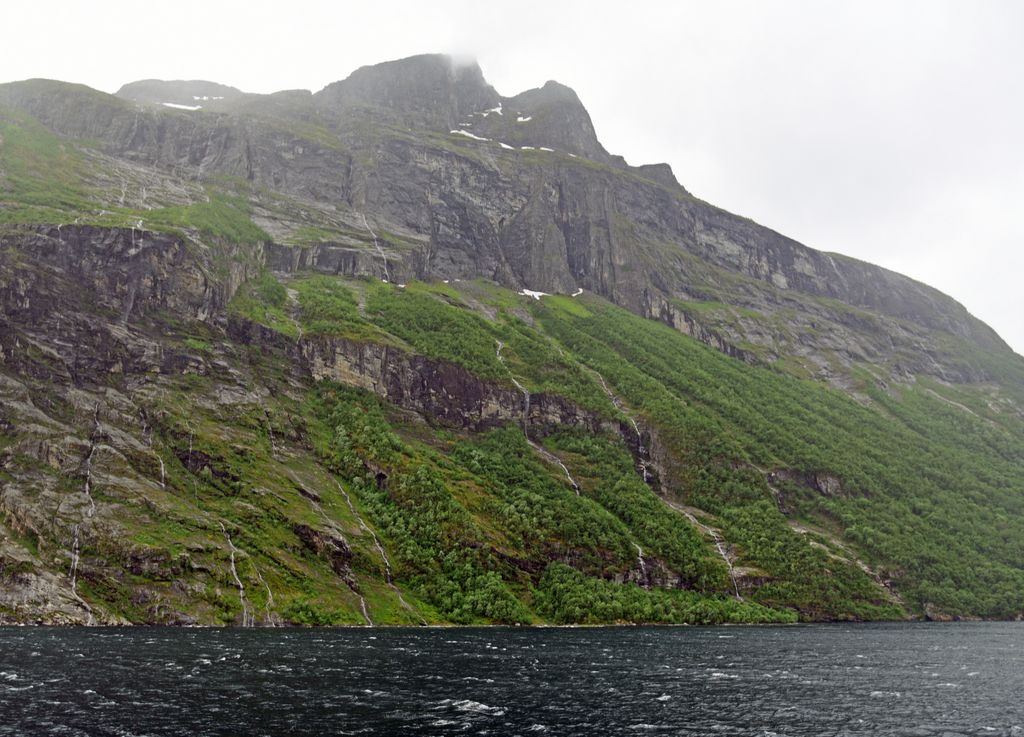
539 147 555 152
518 289 549 300
450 129 491 142
162 102 202 111
482 104 503 116
192 96 225 101
516 115 532 123
571 288 584 297
498 142 514 150
520 146 536 150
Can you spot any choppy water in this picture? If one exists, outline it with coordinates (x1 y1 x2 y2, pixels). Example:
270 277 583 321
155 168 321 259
1 623 1022 736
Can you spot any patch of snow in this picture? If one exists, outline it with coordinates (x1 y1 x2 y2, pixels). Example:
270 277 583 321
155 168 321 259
516 115 532 123
162 102 202 111
458 122 472 127
539 147 555 152
519 289 549 300
571 288 584 297
498 142 514 149
520 146 536 150
568 153 578 158
450 129 490 142
397 284 407 289
192 96 225 101
482 104 503 116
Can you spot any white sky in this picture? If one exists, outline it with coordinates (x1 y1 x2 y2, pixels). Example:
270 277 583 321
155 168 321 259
3 0 1022 354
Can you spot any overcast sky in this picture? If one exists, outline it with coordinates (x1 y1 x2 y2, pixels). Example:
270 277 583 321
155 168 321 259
3 0 1022 354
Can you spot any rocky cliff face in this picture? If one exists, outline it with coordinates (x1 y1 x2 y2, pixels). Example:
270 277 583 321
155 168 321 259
1 53 1021 625
2 55 1013 389
0 223 666 624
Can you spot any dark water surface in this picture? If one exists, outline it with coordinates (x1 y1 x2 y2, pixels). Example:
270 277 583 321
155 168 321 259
1 623 1022 736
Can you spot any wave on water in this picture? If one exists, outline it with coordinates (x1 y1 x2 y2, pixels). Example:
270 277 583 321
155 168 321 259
434 698 506 716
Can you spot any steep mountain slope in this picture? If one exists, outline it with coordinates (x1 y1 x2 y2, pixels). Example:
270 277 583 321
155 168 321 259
0 54 1021 625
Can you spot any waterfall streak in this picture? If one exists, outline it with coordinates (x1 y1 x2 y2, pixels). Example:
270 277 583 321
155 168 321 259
496 341 581 494
668 502 742 600
633 542 649 588
588 366 651 483
328 476 421 619
359 597 374 627
66 524 95 624
69 525 81 592
360 212 391 282
220 522 254 627
249 559 280 626
81 404 100 516
68 404 102 620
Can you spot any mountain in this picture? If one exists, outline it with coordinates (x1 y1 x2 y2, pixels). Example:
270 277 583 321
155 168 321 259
1 54 1022 625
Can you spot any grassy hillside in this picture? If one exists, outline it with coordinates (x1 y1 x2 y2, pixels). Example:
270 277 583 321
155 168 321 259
214 273 1024 621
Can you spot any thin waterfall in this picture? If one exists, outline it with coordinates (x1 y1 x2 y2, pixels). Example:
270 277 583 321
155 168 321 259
326 475 422 622
633 542 649 589
667 501 742 600
588 366 653 485
69 524 81 593
360 212 391 283
249 559 280 626
284 469 376 625
496 340 581 494
220 522 254 627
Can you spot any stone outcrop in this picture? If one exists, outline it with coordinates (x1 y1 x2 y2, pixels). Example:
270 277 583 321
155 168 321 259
298 334 617 436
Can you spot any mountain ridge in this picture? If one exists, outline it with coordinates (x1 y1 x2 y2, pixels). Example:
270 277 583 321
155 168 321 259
0 53 1022 626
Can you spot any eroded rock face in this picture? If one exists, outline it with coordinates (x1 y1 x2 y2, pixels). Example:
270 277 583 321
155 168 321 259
293 524 355 584
0 225 256 326
1 56 1010 390
298 334 616 435
0 521 97 625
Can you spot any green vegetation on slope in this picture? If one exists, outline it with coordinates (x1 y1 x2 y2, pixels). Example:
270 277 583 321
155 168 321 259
213 272 1023 620
533 294 1024 618
304 383 791 624
0 108 269 243
228 271 298 338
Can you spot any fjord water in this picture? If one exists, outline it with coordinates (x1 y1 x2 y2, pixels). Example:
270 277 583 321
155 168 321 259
1 624 1021 736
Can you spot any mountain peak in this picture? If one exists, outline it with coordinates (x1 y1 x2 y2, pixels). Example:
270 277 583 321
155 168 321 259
315 53 499 129
495 80 609 160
